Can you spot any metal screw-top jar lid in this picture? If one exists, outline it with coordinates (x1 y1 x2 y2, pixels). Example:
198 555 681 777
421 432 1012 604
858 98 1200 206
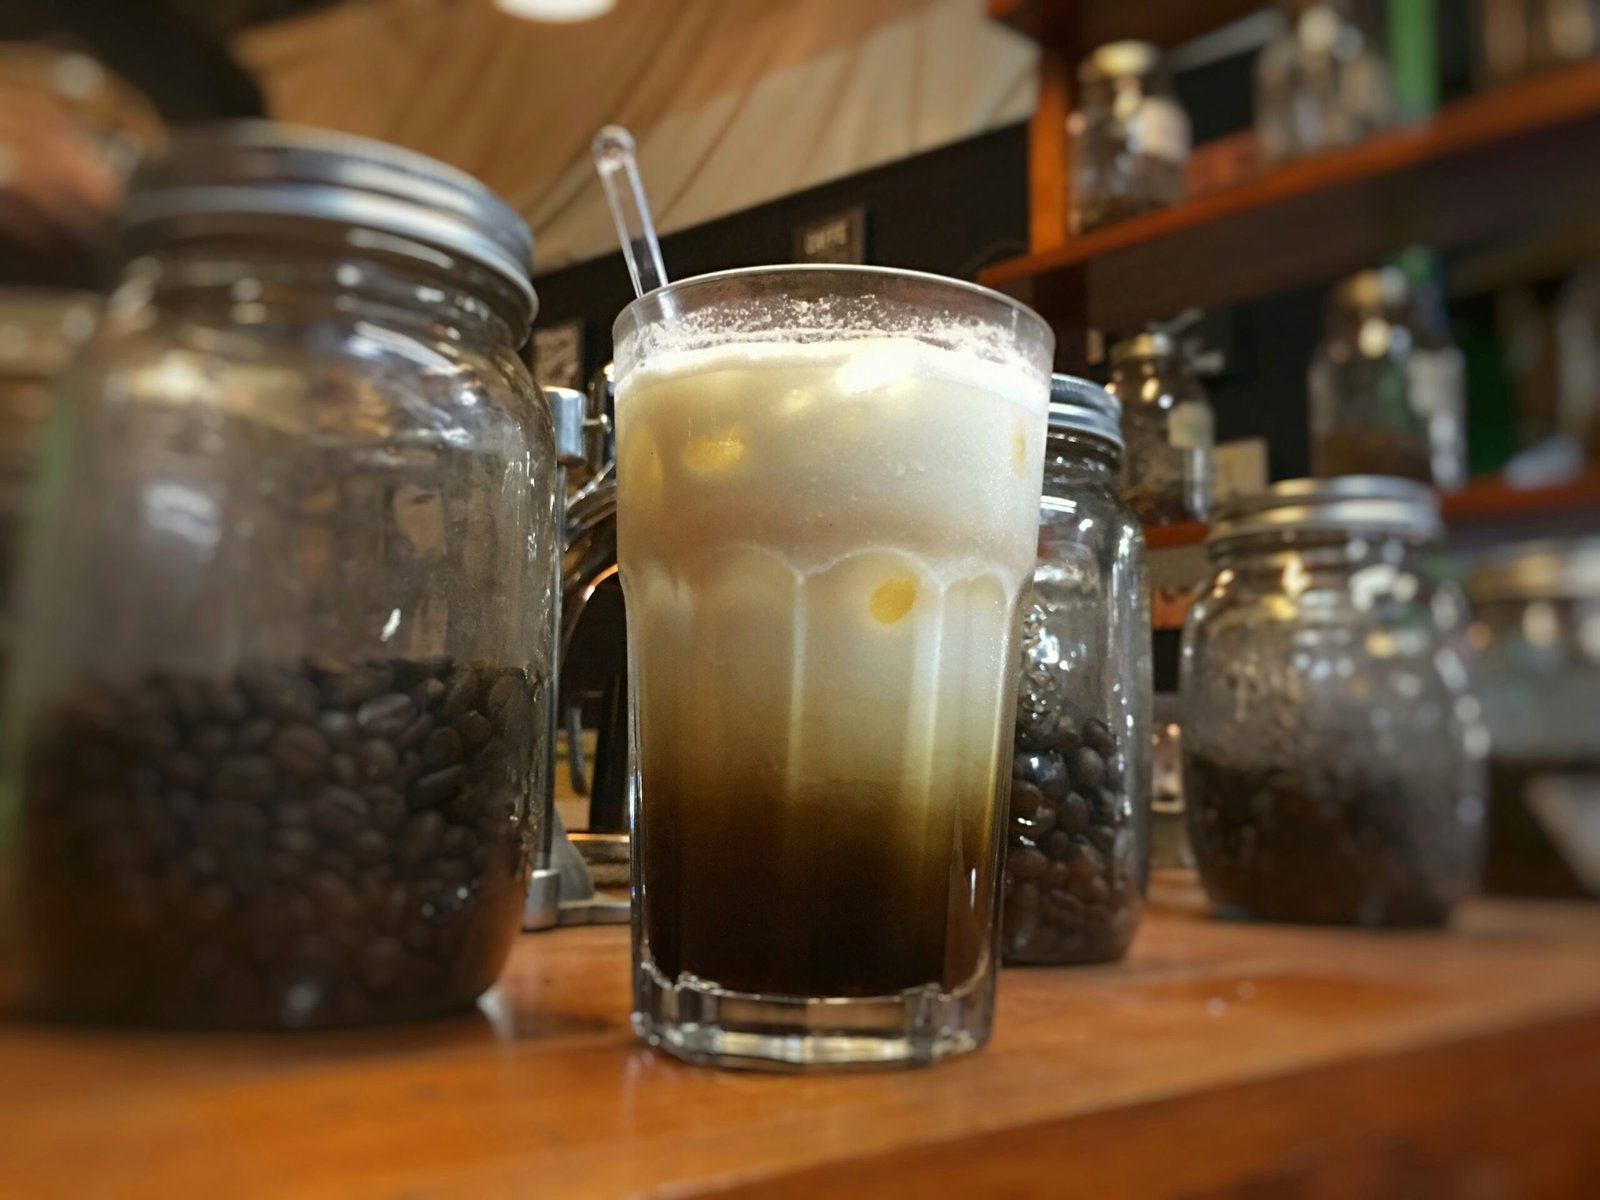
1080 40 1162 84
1208 476 1442 547
1109 330 1177 365
118 121 536 322
1468 538 1600 603
1049 373 1123 451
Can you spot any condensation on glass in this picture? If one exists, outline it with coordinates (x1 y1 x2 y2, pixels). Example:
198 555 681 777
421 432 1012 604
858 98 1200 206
1180 478 1486 927
1 123 557 1028
1005 375 1152 965
1468 538 1600 899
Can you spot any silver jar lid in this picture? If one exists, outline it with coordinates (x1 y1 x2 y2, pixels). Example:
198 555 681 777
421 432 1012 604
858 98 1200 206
119 121 536 322
1108 330 1177 365
1208 476 1442 546
1469 538 1600 603
1049 373 1123 451
1080 40 1162 84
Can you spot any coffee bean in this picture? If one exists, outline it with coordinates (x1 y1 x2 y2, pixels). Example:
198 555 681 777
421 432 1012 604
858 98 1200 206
1082 718 1116 757
19 658 536 1027
411 678 447 710
269 724 332 779
1067 842 1106 886
453 711 493 753
351 829 390 866
210 755 277 800
398 811 446 867
1010 845 1048 881
161 751 208 789
395 713 434 751
440 825 476 858
356 693 414 738
356 738 398 781
316 710 357 747
311 786 368 838
316 661 395 708
1042 887 1085 926
1068 747 1106 792
1049 713 1083 756
1014 706 1056 752
1013 795 1057 839
1043 830 1074 860
422 727 463 769
1088 825 1117 854
440 667 480 719
308 871 364 924
1043 858 1072 888
242 669 320 722
194 725 233 758
1058 792 1091 834
1013 750 1069 800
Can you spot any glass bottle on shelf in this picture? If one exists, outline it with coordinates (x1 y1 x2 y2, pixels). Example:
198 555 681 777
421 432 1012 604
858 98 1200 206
1069 41 1190 234
1256 0 1395 164
1105 330 1214 526
1309 266 1466 489
1 123 558 1028
1478 0 1600 85
1005 375 1152 965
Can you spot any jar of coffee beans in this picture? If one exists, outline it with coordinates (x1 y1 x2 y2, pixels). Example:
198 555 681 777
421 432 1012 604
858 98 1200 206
1468 539 1600 898
1004 375 1152 965
0 124 558 1027
1181 478 1486 927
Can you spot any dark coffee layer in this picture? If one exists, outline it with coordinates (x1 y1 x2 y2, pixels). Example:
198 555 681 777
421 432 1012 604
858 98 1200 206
642 771 996 999
20 657 536 1028
1185 749 1470 928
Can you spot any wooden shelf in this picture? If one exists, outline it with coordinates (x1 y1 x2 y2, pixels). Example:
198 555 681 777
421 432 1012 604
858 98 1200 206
989 0 1265 51
6 895 1600 1196
981 61 1600 348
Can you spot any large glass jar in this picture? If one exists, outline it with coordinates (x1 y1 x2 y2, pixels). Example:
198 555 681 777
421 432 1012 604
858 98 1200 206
1309 267 1466 490
1069 41 1190 234
1106 331 1213 525
1468 539 1600 898
1005 375 1152 964
0 124 557 1028
1256 0 1394 164
1180 478 1486 926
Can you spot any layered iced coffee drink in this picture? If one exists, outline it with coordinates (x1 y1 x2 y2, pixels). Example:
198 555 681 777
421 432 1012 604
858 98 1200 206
614 267 1052 1068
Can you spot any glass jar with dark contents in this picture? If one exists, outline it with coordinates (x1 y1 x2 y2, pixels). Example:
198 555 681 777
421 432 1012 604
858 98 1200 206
1180 477 1486 926
1005 375 1152 964
1069 41 1190 234
1468 539 1600 899
0 123 557 1028
1106 330 1213 526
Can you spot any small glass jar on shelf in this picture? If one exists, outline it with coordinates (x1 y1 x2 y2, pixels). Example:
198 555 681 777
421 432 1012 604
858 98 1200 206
1468 539 1600 899
1069 41 1190 234
1180 477 1486 927
1005 375 1152 965
1105 330 1214 526
1309 266 1466 490
1256 0 1395 164
1 123 558 1028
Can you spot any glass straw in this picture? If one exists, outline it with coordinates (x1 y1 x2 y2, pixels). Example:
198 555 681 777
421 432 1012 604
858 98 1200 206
591 125 669 298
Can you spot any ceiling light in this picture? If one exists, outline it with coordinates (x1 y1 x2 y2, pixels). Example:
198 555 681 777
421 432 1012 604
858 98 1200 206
494 0 615 21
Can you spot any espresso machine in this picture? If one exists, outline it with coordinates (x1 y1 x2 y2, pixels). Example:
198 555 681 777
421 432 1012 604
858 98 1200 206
530 372 630 924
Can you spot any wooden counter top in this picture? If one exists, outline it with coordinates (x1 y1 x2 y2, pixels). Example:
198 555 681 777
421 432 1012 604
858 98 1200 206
6 884 1600 1198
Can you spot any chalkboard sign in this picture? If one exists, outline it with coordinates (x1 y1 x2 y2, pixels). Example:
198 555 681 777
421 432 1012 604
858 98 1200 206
793 207 868 264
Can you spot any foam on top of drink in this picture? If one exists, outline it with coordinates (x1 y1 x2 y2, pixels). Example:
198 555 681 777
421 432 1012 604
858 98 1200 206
620 333 1048 417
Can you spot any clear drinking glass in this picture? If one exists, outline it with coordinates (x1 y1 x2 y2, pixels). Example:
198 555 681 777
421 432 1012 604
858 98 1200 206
613 266 1053 1069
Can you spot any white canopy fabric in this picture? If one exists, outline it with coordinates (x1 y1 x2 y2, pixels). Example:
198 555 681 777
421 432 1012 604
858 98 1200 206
237 0 1038 271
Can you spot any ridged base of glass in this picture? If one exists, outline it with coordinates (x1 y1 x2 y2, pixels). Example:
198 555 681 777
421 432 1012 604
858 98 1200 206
633 962 993 1071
